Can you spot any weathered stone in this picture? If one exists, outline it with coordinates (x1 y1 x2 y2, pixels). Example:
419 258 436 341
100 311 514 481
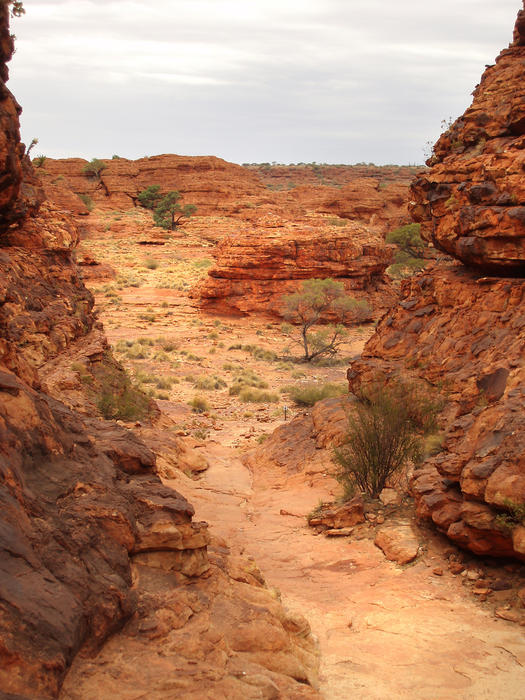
196 220 396 318
374 524 420 564
410 5 525 271
308 496 365 529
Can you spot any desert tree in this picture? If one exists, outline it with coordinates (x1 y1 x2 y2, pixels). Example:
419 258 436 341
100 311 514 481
281 278 370 362
152 191 196 230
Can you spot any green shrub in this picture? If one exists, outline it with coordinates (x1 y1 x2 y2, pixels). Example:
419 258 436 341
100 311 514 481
143 258 159 270
33 154 47 168
97 384 150 421
78 193 93 211
137 185 163 210
82 158 107 179
333 379 441 499
190 395 210 413
193 258 213 269
494 499 525 534
193 375 227 391
229 370 268 396
283 382 347 406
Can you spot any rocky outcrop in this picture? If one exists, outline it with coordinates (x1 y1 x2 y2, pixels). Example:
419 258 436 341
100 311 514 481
0 4 43 232
40 154 265 213
346 4 525 560
410 3 525 271
197 215 396 317
40 156 412 233
349 261 525 560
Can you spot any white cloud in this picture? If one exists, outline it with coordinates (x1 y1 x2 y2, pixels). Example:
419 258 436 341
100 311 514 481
8 0 521 164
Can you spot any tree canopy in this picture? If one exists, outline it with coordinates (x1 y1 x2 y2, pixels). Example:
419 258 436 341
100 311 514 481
281 278 370 362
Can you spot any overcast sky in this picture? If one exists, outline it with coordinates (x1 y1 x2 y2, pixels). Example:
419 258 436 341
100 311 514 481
8 0 521 165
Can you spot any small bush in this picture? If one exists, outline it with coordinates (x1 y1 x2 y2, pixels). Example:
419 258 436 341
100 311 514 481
190 395 210 413
33 154 47 168
193 375 227 391
82 158 107 179
193 258 213 269
229 370 268 396
283 382 347 406
78 193 93 211
143 258 159 270
494 499 525 534
97 384 150 421
333 379 441 499
239 388 279 403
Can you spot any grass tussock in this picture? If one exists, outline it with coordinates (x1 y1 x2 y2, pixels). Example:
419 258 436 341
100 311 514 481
282 382 347 406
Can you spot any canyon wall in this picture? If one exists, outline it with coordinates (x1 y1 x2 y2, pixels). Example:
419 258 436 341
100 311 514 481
197 216 395 317
349 2 525 560
410 7 525 271
40 156 412 233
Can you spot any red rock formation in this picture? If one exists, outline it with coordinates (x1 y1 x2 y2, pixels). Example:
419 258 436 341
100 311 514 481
348 262 525 560
410 3 525 271
249 163 415 233
41 154 265 213
346 4 525 560
40 156 412 234
197 215 396 317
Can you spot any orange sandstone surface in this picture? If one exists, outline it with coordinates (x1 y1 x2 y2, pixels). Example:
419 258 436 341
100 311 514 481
196 215 395 317
410 4 525 271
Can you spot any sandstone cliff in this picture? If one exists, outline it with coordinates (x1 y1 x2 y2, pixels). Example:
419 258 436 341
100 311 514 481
0 9 320 699
197 215 396 317
39 155 412 233
410 5 525 271
349 3 525 560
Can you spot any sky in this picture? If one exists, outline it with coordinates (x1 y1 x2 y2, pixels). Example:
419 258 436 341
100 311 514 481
7 0 522 165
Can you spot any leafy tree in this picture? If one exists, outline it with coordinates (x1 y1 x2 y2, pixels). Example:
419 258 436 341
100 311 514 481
281 278 370 362
386 223 425 257
82 158 107 179
386 223 428 280
333 379 440 499
137 185 163 210
153 191 196 230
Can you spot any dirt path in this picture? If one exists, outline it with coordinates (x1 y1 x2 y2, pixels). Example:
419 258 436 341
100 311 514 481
166 440 525 700
81 216 525 699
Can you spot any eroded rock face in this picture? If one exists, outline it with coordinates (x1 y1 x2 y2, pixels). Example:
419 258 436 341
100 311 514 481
41 156 413 234
197 216 396 317
410 3 525 271
348 262 525 560
41 154 265 213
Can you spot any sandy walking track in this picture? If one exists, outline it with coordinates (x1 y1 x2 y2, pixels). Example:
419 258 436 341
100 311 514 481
167 439 525 700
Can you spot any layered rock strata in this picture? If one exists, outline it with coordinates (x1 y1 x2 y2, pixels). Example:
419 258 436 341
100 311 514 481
41 154 265 213
349 262 525 559
410 4 525 271
197 217 396 317
40 156 412 233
